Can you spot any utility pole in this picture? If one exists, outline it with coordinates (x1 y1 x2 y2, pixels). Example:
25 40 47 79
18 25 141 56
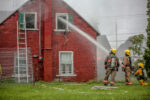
115 22 118 49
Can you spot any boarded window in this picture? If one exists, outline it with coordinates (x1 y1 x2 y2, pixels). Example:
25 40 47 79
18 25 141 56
25 14 35 29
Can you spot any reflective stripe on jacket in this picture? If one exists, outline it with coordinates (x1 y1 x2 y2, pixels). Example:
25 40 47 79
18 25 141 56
104 55 120 68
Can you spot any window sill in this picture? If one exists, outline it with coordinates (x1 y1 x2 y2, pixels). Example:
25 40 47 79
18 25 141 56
54 29 71 33
56 74 77 77
12 74 30 77
20 28 39 31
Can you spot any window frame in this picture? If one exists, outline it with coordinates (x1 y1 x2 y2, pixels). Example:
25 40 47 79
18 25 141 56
57 51 76 77
24 12 37 30
55 13 70 32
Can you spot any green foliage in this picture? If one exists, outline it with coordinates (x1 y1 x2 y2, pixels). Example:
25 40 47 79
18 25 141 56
144 49 150 77
144 0 150 77
128 34 144 56
147 33 150 48
128 34 144 72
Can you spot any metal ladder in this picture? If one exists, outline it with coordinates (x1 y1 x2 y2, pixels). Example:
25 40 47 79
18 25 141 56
16 21 29 83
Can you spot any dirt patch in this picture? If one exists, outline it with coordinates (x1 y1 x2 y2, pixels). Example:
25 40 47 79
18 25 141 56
91 86 118 90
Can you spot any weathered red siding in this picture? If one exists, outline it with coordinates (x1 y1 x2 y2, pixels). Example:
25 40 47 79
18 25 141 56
52 0 97 82
0 0 98 82
0 12 18 48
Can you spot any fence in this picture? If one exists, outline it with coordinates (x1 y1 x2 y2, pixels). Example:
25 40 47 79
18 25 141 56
0 48 33 83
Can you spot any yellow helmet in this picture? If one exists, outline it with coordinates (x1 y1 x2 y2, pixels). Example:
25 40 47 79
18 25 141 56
125 49 130 55
138 63 144 68
111 48 117 54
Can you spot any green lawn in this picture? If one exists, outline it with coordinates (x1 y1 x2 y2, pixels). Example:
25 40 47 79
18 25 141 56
0 80 150 100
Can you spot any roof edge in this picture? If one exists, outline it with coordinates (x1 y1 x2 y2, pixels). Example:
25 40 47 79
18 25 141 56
0 0 30 24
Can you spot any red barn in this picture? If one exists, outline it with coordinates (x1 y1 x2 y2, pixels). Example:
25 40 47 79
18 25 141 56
0 0 99 82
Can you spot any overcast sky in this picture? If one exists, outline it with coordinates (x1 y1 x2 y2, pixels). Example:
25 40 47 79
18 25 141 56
64 0 147 49
0 0 28 11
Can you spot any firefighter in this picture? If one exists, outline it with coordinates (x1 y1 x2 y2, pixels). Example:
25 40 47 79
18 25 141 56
104 49 120 86
135 63 148 86
122 49 133 85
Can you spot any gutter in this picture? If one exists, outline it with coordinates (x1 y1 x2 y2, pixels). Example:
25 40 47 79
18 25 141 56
39 0 42 57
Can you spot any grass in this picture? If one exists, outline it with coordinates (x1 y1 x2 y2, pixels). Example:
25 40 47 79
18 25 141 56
0 80 150 100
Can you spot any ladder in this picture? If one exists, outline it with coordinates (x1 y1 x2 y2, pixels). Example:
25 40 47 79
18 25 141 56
16 21 29 83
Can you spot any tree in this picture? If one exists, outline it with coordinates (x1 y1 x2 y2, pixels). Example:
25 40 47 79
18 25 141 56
128 34 144 56
128 34 144 71
143 0 150 77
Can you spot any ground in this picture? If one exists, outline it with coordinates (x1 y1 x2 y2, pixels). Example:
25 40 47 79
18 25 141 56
0 80 150 100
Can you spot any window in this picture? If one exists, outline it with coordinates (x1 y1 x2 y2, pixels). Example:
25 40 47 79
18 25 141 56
58 51 75 76
25 13 37 29
19 12 37 30
55 13 73 32
14 57 27 76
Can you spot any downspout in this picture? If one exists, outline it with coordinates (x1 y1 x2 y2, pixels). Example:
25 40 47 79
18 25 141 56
39 0 42 57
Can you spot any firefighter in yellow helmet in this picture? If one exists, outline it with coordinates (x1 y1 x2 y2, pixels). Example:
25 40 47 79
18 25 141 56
104 49 120 86
122 49 133 85
135 63 148 86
